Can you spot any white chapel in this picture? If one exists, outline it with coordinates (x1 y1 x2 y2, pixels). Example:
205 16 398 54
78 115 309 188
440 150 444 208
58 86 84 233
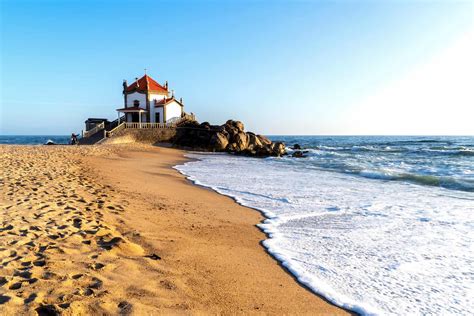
117 73 185 124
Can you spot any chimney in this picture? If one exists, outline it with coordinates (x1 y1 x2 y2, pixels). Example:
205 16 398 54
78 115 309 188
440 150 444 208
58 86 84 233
180 97 183 104
135 77 139 88
165 81 168 90
171 89 175 98
122 80 127 93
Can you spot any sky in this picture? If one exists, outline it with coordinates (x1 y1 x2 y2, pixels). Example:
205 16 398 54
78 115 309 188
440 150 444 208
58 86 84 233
0 0 473 135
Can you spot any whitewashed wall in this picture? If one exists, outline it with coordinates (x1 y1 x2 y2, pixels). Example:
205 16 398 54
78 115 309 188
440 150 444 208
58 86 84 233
123 92 180 123
165 101 183 122
149 106 155 123
149 93 167 102
126 92 147 108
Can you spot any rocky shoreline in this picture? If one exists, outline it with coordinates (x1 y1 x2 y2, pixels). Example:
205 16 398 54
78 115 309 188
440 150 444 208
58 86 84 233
173 120 286 157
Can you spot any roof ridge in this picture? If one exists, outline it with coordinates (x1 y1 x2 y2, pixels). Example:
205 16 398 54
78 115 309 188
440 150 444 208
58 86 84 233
145 74 150 90
125 74 168 94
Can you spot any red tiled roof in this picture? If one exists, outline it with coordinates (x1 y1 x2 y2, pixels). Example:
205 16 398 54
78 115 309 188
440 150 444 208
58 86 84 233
125 75 168 94
154 97 183 107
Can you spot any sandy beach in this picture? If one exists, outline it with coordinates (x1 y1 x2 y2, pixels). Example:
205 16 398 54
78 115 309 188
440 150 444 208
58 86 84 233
0 144 348 315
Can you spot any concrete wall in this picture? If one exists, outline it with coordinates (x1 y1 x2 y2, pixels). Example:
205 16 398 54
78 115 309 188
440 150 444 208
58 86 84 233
103 128 176 145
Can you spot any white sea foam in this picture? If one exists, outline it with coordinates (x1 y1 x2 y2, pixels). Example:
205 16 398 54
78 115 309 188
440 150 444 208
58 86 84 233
175 153 474 315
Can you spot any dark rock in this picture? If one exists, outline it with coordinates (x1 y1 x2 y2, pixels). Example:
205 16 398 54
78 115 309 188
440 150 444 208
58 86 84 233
232 132 248 151
173 119 286 157
226 142 238 152
199 122 211 130
211 125 224 131
271 142 286 156
293 144 301 150
257 135 272 146
234 121 244 133
209 132 228 151
224 123 239 138
292 150 305 158
246 133 262 151
256 145 272 157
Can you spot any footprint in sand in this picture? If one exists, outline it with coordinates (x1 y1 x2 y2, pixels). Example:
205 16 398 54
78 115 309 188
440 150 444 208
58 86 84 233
0 146 155 313
0 294 11 304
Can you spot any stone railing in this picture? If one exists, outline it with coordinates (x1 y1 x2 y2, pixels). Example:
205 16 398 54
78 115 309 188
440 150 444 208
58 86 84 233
105 122 125 137
104 114 197 135
124 122 177 129
83 122 105 138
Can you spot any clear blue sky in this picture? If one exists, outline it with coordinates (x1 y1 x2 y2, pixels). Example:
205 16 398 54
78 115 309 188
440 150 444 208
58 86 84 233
1 0 472 135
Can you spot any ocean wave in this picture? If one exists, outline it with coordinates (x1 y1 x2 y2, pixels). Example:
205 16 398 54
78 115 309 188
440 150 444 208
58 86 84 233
175 152 474 315
357 170 474 192
301 145 474 156
284 140 474 192
421 147 474 156
381 139 452 146
455 149 474 156
283 153 474 192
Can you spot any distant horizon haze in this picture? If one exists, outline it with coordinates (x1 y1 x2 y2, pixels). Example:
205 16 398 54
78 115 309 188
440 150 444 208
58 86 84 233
1 0 473 135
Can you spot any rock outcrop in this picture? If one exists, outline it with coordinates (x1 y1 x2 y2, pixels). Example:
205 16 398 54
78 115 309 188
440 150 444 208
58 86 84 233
173 120 286 157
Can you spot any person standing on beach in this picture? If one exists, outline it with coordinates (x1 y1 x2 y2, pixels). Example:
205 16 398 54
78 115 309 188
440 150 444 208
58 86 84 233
70 133 78 145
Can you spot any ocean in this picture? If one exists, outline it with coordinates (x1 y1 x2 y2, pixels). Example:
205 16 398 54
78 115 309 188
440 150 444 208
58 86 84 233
0 135 70 145
174 136 474 315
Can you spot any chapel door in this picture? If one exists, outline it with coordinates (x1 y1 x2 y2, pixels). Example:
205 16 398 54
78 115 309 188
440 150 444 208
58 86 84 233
131 113 139 122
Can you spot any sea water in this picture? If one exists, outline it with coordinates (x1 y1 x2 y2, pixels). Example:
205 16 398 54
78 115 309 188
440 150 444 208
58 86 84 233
0 135 70 145
175 136 474 315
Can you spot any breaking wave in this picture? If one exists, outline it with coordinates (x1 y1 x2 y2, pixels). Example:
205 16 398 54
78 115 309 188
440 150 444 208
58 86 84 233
175 144 474 315
280 136 474 192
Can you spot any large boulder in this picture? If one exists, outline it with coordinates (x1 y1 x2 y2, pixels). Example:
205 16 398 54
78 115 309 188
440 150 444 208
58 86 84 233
226 142 238 152
209 132 229 151
256 145 272 157
234 121 244 133
223 122 239 139
200 122 211 130
257 135 272 146
246 132 262 151
173 119 286 157
233 132 248 151
271 142 286 156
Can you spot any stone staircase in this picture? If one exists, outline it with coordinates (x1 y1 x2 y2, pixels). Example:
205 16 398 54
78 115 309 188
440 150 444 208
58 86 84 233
78 129 106 145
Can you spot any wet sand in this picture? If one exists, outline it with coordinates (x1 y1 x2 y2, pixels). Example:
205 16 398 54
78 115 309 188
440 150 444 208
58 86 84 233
0 144 348 315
